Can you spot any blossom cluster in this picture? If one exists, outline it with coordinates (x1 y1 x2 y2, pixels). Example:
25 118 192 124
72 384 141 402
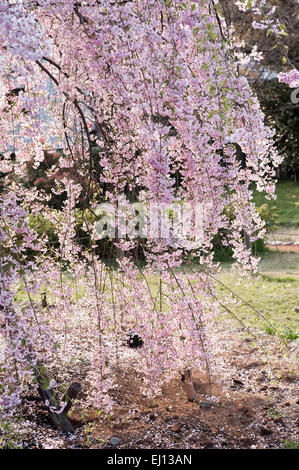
0 0 284 415
278 69 299 89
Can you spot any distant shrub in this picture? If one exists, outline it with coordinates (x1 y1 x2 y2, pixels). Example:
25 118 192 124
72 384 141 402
256 203 278 230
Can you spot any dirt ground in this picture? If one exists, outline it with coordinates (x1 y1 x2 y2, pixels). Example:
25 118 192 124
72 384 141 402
265 228 299 244
267 244 299 253
16 324 298 449
265 227 299 252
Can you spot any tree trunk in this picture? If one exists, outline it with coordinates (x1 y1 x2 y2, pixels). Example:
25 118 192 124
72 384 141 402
32 362 81 434
244 231 252 251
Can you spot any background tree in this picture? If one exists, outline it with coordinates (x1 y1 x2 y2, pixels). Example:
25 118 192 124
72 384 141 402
220 0 299 179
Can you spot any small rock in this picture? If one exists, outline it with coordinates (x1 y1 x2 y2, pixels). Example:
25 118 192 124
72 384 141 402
200 401 212 409
274 417 284 425
294 307 299 313
201 440 213 448
171 425 181 433
135 439 143 445
240 407 250 414
240 437 255 446
232 378 244 386
110 437 121 446
166 405 173 411
260 426 272 436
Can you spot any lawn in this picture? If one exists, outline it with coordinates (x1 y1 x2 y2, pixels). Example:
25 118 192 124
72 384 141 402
15 250 299 338
217 252 299 336
253 180 299 227
211 181 299 338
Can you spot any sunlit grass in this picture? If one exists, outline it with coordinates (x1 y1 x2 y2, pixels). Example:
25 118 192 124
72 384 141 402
253 180 299 227
216 270 299 333
14 249 299 342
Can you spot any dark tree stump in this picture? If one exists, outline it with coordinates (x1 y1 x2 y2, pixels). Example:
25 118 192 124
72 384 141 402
33 362 82 434
41 292 47 309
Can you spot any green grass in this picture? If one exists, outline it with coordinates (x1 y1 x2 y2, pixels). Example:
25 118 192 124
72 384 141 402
221 250 299 273
147 250 299 338
216 272 299 333
216 251 299 336
253 180 299 226
14 245 299 343
282 440 299 449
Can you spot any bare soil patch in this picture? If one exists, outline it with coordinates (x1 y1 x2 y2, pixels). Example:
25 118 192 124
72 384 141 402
266 244 299 253
15 326 298 449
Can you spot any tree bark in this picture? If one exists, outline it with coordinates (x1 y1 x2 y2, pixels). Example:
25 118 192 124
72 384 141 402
32 362 81 434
